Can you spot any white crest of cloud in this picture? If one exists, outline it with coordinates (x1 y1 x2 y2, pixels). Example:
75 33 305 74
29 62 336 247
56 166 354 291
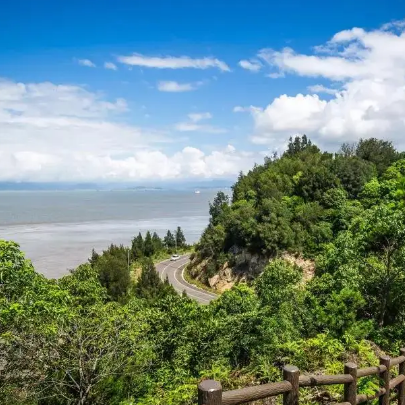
118 53 230 72
233 106 245 113
246 20 405 150
0 79 249 181
78 59 96 68
157 81 202 92
238 59 262 72
307 84 338 95
175 112 226 133
104 62 117 70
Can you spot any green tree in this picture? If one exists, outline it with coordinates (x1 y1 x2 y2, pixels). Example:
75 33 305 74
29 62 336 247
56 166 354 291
135 258 172 301
96 252 131 301
356 138 398 175
152 232 163 253
175 226 186 249
209 191 230 226
131 232 144 259
163 230 176 250
144 231 154 257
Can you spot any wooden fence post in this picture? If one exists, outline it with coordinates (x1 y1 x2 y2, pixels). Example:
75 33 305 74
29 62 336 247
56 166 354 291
283 365 299 405
398 349 405 405
198 380 222 405
344 362 358 405
379 355 391 405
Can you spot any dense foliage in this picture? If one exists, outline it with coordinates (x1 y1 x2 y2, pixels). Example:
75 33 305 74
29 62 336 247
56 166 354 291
1 137 405 404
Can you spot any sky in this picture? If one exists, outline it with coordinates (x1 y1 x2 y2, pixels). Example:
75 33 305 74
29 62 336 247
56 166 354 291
0 0 405 183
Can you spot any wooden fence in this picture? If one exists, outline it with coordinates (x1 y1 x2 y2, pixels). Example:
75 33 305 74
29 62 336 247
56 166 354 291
198 349 405 405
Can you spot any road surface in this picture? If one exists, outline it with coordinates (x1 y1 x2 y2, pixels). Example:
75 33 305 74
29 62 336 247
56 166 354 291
156 255 217 304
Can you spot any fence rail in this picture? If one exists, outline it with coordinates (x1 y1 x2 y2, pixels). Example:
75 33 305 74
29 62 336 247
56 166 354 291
198 349 405 405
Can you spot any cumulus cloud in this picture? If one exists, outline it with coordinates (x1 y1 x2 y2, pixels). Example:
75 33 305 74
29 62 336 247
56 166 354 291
238 59 262 72
245 20 405 149
104 62 117 70
175 112 226 134
118 53 230 72
157 81 202 92
77 59 96 68
0 79 250 181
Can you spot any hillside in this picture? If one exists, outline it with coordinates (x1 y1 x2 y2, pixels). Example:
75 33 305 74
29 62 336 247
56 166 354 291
2 136 405 404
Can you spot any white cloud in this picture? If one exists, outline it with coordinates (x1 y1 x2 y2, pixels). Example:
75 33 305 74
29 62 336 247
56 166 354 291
118 53 230 72
157 81 202 92
245 20 405 149
266 72 285 79
78 59 96 68
307 84 338 95
104 62 117 70
238 59 262 72
0 79 249 181
233 106 246 113
188 112 212 122
175 112 226 133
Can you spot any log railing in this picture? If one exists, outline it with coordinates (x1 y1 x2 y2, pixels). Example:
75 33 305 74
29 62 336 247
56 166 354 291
198 349 405 405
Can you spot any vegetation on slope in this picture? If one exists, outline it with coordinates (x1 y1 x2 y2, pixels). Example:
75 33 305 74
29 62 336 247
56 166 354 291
1 136 405 404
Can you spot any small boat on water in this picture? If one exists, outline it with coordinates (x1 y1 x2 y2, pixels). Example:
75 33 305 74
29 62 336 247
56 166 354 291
195 190 201 194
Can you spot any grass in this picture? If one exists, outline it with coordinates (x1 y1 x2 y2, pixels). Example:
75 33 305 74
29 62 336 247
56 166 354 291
182 265 218 295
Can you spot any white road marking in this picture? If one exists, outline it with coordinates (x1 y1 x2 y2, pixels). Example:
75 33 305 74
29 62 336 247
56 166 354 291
158 256 214 303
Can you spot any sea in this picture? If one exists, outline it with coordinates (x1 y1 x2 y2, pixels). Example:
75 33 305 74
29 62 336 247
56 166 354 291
0 189 221 278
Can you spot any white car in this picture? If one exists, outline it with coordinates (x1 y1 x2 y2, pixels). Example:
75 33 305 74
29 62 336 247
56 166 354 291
170 254 180 261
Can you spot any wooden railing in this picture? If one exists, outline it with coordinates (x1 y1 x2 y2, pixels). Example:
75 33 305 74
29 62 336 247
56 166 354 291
198 349 405 405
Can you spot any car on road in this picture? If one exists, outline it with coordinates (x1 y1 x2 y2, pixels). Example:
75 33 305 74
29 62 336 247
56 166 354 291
170 254 180 261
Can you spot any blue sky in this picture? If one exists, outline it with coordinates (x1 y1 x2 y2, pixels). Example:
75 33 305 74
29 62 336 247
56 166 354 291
0 0 404 182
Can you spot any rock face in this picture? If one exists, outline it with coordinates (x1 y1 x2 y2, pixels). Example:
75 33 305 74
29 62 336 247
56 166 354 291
208 275 220 288
188 249 316 293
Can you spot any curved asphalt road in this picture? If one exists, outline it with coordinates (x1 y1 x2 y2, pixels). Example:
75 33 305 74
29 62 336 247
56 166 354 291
156 255 217 304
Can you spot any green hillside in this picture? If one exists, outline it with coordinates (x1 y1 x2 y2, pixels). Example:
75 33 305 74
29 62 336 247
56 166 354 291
2 136 405 404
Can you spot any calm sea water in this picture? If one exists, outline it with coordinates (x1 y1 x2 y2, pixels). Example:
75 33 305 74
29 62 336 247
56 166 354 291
0 190 220 278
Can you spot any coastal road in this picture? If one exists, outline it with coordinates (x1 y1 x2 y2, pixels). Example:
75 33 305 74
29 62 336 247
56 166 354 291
156 255 217 304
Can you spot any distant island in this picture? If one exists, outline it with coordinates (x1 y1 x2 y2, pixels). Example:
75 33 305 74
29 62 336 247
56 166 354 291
0 179 232 191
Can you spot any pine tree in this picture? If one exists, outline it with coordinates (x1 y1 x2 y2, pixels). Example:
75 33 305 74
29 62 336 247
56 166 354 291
163 230 176 250
152 232 163 253
135 258 163 300
131 232 144 260
144 231 154 257
175 226 186 248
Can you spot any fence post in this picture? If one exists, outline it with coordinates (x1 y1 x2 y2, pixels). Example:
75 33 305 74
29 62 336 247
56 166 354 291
398 349 405 405
344 362 358 405
283 365 299 405
198 380 222 405
379 355 391 405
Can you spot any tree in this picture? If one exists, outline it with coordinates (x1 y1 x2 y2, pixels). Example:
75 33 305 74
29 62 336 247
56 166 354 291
135 258 171 301
163 230 176 250
143 231 154 257
152 232 163 253
96 253 131 301
209 191 230 226
175 226 186 249
356 138 398 175
285 135 319 156
131 232 144 259
332 156 376 198
1 304 153 405
88 248 100 267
